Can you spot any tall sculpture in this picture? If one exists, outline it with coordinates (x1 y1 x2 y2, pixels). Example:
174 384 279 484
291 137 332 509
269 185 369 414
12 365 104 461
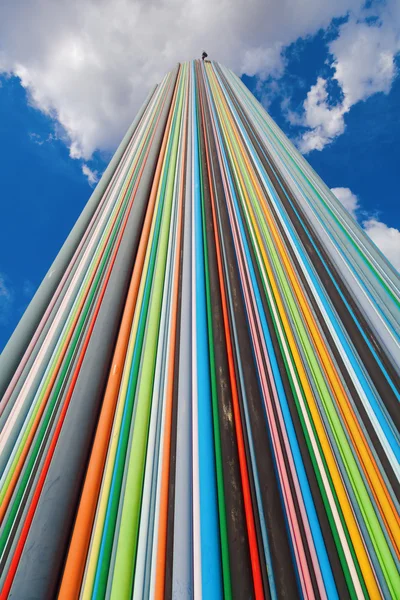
0 60 399 599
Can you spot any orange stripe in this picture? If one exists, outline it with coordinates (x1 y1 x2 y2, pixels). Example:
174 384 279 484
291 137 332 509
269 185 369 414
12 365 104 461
201 67 265 599
58 80 176 600
154 78 188 600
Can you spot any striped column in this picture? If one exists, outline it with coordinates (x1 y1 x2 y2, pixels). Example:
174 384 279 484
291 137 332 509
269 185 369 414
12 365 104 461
0 60 399 600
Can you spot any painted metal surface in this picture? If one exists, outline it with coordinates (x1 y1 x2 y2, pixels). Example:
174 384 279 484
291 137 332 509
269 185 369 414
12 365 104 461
0 60 399 599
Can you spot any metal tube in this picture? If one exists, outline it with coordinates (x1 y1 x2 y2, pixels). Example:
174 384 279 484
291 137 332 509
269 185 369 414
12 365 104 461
8 68 178 600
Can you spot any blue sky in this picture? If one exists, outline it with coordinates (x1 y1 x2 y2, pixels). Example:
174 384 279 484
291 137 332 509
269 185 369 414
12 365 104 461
244 22 400 231
0 77 103 348
0 0 399 351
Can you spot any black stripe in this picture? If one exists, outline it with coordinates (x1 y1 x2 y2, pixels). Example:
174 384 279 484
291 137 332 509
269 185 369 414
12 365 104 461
198 60 254 600
207 66 299 598
164 81 187 598
220 69 400 501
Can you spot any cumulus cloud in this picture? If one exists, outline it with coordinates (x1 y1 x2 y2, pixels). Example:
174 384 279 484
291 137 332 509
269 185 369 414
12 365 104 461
82 163 99 186
330 16 400 107
331 186 359 217
299 78 348 153
241 44 285 81
0 0 365 159
298 1 400 152
363 218 400 271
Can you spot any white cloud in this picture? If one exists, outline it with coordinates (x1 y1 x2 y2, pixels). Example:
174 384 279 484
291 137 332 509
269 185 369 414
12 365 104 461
0 0 365 159
82 163 99 186
29 131 57 146
241 44 285 80
29 132 44 146
0 273 14 325
0 275 12 301
331 186 359 217
299 77 348 153
298 1 400 152
329 16 400 107
363 218 400 271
